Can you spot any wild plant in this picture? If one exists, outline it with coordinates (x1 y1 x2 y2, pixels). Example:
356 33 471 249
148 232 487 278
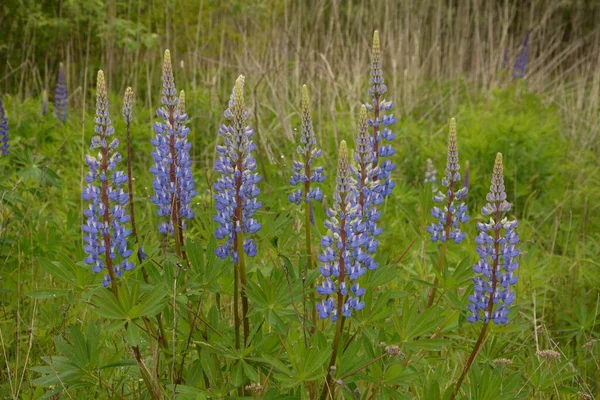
213 74 262 349
450 152 520 399
150 50 196 259
289 84 325 327
426 118 469 307
0 94 8 155
54 63 67 123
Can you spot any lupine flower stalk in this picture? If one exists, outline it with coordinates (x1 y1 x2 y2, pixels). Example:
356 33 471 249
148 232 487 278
353 105 381 268
81 70 133 294
213 75 262 348
55 63 68 123
0 95 8 155
318 140 365 400
289 85 325 329
513 31 530 79
450 153 519 400
426 118 469 307
150 50 196 257
366 30 396 196
424 158 438 191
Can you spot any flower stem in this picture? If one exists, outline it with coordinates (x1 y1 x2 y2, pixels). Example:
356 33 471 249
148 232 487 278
450 209 501 399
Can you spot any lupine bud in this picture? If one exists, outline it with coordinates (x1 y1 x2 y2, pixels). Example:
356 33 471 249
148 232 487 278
467 153 519 324
150 50 197 236
0 95 8 155
55 63 68 122
213 75 262 262
289 85 325 204
122 87 133 123
82 71 133 287
427 118 469 243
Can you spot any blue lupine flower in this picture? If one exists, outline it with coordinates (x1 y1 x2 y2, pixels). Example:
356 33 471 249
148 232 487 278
0 94 8 155
55 63 68 122
467 153 519 324
513 31 530 79
353 105 381 265
289 85 325 205
365 30 396 198
82 70 133 288
424 158 438 191
316 141 369 322
213 75 262 263
150 50 196 236
427 119 469 243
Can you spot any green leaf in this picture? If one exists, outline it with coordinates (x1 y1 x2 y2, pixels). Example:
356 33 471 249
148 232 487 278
128 285 168 319
90 289 127 320
38 257 80 288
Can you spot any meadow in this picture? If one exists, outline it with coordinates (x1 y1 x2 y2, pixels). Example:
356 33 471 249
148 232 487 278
1 1 599 399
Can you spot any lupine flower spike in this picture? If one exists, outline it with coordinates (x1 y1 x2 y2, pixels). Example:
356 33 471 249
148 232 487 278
468 153 519 324
513 31 530 79
316 141 366 322
214 75 262 262
55 63 68 122
426 118 469 307
428 118 469 244
289 85 325 206
366 30 396 196
81 71 133 291
150 50 196 251
353 105 380 267
450 153 519 400
213 75 261 348
424 158 438 191
0 95 9 155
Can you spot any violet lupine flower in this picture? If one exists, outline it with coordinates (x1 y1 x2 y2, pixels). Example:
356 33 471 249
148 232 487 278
424 158 438 191
468 153 519 324
427 118 469 243
353 105 381 267
0 94 8 155
150 50 196 236
289 85 325 205
82 70 133 288
55 63 68 122
213 75 262 262
365 30 396 198
316 141 367 322
513 31 530 79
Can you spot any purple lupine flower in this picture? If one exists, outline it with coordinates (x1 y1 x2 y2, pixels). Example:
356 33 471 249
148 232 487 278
82 70 133 288
0 94 8 155
427 118 469 243
316 141 367 322
467 153 519 324
513 31 530 79
424 158 438 191
289 85 325 205
365 30 396 198
353 105 381 267
150 50 196 237
213 75 262 262
55 63 68 122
